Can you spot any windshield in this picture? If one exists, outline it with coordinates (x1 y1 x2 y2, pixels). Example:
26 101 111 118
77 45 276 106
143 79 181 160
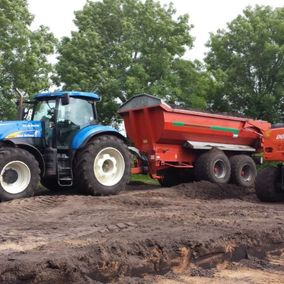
57 98 94 127
33 100 56 121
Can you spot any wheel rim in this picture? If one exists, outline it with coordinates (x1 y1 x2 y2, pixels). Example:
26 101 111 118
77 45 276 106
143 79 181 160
0 161 31 194
240 164 253 182
213 159 226 179
94 147 125 186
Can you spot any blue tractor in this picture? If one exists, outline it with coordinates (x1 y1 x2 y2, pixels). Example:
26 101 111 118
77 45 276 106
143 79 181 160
0 91 131 201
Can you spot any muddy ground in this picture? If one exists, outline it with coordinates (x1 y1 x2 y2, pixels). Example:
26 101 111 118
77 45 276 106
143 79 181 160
0 181 283 283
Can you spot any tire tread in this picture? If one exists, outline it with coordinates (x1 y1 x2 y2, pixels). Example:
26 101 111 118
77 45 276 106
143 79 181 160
74 135 130 196
0 147 40 201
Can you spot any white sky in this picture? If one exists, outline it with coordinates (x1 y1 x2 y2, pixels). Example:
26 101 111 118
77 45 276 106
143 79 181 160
28 0 284 61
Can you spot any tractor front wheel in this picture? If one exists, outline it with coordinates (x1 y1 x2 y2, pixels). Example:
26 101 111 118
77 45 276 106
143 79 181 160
75 135 131 195
0 148 40 201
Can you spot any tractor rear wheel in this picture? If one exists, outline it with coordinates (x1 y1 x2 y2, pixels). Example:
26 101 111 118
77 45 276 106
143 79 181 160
230 155 257 187
195 150 231 184
75 135 131 195
255 167 284 202
0 148 40 201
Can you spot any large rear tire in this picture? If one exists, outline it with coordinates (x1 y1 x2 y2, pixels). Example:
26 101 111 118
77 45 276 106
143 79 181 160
230 155 257 187
75 135 131 195
195 150 231 184
255 167 284 202
0 148 40 201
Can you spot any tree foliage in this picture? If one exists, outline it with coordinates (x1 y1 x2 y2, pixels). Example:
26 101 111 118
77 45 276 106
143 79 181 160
0 0 56 119
56 0 208 124
206 6 284 122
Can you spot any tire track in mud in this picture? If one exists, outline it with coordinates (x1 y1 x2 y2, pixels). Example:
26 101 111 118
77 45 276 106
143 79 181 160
0 194 142 250
0 195 68 222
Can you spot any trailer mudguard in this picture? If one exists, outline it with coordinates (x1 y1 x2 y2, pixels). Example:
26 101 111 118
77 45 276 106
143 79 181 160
71 124 126 150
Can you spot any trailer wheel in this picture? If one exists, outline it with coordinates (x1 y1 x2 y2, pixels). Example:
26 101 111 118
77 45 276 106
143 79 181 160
230 155 257 187
75 135 131 195
0 148 40 201
255 167 284 202
195 150 231 184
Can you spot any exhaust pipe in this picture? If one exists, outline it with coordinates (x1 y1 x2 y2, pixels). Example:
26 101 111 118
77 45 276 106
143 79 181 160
15 88 24 120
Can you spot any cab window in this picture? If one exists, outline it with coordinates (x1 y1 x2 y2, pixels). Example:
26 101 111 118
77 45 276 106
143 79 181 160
57 98 94 128
57 98 95 147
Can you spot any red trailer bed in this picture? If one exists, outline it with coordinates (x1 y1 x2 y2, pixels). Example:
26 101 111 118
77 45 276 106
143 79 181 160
119 94 271 185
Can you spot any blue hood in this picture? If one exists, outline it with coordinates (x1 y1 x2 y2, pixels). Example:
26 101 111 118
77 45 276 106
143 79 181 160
0 121 43 140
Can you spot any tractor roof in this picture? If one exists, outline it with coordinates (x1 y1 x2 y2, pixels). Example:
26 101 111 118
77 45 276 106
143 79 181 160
34 91 101 101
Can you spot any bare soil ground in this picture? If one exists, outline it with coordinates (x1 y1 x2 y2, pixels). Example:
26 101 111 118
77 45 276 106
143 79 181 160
0 181 283 283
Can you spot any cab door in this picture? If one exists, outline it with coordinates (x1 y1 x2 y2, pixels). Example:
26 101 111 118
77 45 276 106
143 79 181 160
56 97 95 148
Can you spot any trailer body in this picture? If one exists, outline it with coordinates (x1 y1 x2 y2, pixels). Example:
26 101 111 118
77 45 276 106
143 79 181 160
255 125 284 202
119 94 270 186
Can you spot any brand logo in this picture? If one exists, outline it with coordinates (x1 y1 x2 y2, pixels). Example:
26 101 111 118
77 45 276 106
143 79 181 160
276 134 284 140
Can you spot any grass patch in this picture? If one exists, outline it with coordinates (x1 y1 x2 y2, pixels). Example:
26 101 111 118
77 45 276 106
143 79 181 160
130 174 159 185
257 161 280 170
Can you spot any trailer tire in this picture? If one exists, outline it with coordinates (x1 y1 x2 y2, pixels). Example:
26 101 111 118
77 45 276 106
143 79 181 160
0 148 40 201
195 150 231 184
255 167 284 202
75 135 131 196
230 155 257 187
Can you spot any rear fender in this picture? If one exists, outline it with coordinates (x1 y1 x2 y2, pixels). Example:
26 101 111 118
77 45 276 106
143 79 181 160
71 124 126 150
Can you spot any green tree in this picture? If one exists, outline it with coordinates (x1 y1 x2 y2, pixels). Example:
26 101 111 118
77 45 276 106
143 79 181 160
167 59 211 109
206 6 284 122
56 0 201 124
0 0 56 119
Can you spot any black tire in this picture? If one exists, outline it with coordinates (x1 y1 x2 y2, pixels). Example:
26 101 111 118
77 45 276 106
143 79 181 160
195 150 231 184
230 155 257 187
255 167 284 202
0 148 40 201
75 135 131 196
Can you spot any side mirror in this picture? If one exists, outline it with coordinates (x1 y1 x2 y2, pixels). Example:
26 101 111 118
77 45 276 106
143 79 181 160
61 93 70 106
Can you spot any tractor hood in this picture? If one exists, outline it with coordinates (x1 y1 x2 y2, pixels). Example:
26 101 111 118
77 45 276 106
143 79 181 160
0 121 42 140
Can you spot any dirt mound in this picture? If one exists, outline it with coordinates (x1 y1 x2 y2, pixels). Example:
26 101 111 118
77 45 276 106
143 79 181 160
174 181 256 201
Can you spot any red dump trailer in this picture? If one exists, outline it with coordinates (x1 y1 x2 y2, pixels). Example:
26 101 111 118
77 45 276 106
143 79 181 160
118 94 271 187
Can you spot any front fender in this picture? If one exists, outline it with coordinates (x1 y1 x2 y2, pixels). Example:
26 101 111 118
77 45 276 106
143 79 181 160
71 124 126 150
2 139 45 176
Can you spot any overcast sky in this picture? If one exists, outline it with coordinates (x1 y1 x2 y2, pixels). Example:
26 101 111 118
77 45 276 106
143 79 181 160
28 0 284 61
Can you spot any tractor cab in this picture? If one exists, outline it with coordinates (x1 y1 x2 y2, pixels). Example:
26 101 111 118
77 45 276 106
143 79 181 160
32 91 100 148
